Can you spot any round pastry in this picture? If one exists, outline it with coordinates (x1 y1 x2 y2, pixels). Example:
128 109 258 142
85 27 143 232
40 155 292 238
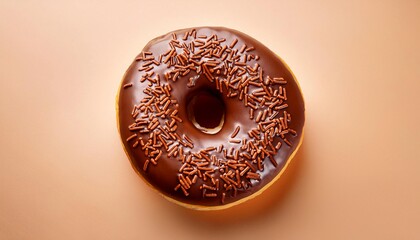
117 27 305 210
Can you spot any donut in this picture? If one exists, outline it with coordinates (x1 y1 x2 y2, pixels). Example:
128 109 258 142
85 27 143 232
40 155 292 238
117 27 305 210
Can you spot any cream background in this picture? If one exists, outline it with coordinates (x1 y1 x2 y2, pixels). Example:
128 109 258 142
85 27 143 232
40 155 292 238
1 0 419 239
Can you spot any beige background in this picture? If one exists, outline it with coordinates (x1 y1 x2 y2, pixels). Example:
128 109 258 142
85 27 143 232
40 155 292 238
1 0 419 239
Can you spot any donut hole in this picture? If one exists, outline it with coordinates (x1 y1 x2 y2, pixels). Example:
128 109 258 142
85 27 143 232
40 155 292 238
187 89 225 134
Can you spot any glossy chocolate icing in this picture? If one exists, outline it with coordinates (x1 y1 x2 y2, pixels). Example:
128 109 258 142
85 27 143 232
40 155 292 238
117 27 305 207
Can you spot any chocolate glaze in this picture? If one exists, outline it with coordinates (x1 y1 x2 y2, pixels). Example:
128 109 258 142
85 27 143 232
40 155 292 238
117 27 305 207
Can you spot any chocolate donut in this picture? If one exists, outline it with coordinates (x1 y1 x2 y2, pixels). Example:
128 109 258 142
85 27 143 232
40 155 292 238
117 27 305 210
